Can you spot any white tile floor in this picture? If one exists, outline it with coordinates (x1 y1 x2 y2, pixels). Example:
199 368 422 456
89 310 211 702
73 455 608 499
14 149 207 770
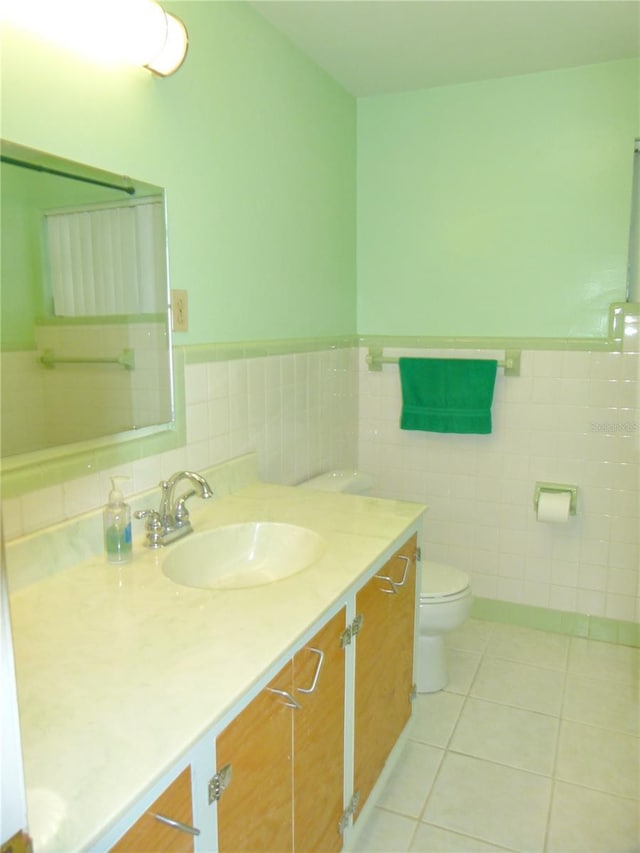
351 619 640 853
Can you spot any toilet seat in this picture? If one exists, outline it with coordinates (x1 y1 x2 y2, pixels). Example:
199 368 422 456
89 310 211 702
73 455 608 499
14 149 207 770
421 561 470 602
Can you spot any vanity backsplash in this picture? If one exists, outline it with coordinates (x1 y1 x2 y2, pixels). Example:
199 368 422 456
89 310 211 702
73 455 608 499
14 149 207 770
5 453 260 593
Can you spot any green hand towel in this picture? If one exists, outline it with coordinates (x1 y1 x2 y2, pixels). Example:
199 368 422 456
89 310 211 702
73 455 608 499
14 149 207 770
398 357 498 434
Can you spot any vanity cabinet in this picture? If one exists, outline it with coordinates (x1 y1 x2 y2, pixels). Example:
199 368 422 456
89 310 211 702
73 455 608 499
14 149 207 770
215 608 346 852
89 525 421 853
109 766 195 853
293 609 346 852
353 534 417 819
215 661 294 852
13 475 425 853
214 533 417 850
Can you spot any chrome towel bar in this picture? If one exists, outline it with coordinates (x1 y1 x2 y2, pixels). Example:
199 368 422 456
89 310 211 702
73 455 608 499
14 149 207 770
365 347 521 376
38 348 135 370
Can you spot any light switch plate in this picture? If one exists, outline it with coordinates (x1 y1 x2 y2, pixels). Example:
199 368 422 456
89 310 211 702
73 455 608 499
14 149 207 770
171 289 188 332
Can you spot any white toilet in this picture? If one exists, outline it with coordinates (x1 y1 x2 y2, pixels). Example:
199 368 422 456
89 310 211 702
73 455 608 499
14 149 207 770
298 470 472 694
418 561 472 693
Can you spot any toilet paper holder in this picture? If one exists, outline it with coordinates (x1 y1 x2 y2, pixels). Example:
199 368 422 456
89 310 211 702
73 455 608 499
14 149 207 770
533 482 578 516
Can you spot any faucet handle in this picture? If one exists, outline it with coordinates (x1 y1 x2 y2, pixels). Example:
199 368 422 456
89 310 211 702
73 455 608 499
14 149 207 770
134 508 161 522
134 509 164 549
174 489 196 526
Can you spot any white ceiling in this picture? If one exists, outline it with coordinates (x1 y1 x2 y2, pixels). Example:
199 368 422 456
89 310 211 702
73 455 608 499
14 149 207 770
250 1 640 96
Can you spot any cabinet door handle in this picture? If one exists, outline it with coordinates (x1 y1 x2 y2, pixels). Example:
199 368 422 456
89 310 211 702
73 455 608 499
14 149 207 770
266 687 302 709
150 812 201 836
375 555 411 595
296 647 324 694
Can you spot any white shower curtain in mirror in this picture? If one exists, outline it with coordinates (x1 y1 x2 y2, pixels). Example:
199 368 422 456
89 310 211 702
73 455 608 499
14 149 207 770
45 197 166 317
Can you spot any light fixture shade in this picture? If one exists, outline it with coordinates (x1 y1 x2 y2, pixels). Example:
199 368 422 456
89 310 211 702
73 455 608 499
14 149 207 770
144 11 188 77
0 0 188 77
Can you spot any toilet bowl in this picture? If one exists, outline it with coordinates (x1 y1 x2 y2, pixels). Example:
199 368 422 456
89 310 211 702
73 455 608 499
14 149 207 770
418 561 472 693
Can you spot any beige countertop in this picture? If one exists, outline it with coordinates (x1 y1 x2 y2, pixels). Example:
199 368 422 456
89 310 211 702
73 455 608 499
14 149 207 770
9 481 425 852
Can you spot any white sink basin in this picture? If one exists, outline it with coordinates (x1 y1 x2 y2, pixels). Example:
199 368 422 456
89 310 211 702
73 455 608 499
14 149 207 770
162 522 326 590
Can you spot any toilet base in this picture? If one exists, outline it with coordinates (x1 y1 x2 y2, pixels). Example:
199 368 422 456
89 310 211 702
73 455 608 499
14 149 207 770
417 634 448 693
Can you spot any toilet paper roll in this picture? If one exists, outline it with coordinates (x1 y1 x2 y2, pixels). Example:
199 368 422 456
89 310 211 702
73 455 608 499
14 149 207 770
536 490 571 523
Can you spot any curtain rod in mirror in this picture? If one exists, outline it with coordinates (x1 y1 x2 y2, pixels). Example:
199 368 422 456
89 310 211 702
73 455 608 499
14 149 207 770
0 154 136 195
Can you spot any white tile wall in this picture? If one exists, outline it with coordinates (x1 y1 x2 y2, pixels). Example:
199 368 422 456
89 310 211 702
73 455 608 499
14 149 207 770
357 346 640 623
3 338 638 628
36 323 137 446
2 346 359 540
0 351 46 455
1 324 171 457
184 348 358 487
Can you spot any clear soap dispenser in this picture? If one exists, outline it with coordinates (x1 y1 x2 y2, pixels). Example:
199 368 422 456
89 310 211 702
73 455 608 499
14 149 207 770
103 476 132 564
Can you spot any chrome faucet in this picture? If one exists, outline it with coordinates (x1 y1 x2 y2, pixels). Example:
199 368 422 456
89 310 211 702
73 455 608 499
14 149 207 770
135 471 214 548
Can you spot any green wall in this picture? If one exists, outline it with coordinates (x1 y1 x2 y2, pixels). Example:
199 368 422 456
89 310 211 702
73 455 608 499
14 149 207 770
2 5 637 347
0 2 357 346
357 59 639 339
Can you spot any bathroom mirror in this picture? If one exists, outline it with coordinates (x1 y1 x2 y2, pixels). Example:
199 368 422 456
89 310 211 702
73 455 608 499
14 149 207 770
0 141 176 482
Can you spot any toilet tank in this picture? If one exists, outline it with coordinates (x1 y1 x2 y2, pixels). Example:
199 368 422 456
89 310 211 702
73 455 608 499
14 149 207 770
298 469 374 495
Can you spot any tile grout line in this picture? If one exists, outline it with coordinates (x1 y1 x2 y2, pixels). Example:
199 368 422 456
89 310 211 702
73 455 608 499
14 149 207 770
407 627 494 850
542 632 572 851
353 621 639 852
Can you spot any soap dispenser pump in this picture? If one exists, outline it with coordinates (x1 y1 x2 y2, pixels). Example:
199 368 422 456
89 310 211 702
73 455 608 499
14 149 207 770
104 476 132 564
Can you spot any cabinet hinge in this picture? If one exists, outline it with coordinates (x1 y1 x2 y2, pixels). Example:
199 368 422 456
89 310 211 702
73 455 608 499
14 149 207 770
208 763 232 804
340 613 364 647
338 791 361 834
416 546 422 562
410 684 417 702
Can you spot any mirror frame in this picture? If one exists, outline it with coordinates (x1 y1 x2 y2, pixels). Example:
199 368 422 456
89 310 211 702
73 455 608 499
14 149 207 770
0 141 185 499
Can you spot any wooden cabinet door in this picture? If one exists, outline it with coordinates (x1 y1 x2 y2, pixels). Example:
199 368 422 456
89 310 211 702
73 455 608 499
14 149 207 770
110 766 195 853
353 534 417 819
293 608 346 853
216 661 294 853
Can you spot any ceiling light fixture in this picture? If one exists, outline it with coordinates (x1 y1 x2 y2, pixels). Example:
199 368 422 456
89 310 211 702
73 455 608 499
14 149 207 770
144 8 188 77
0 0 188 77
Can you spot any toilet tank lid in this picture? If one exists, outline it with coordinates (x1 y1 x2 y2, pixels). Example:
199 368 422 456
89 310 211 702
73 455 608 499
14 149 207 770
298 469 375 493
422 561 470 596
